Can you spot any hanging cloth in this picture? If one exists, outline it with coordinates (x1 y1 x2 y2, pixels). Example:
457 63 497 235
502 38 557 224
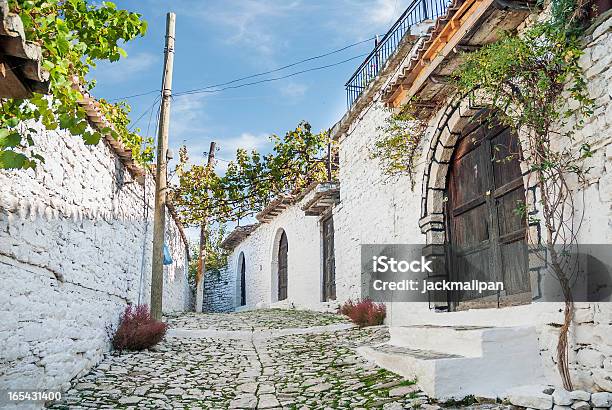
163 242 173 265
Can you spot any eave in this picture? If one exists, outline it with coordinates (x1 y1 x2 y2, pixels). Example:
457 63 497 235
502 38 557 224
383 0 535 115
0 0 50 98
221 223 261 250
255 195 295 223
301 182 340 217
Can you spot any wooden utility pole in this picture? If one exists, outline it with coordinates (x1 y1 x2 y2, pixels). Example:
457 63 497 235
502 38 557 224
195 141 216 313
150 12 176 320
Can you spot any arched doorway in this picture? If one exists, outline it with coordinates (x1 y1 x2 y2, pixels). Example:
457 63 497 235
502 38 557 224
277 231 288 301
237 252 246 307
446 116 530 309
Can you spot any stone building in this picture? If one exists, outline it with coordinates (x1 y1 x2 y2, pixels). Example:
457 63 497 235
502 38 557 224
0 90 193 393
219 183 340 312
222 0 612 400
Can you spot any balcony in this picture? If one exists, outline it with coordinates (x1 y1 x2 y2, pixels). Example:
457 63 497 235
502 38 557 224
345 0 451 108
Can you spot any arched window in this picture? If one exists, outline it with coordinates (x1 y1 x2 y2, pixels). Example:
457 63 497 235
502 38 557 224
277 231 288 301
237 252 246 307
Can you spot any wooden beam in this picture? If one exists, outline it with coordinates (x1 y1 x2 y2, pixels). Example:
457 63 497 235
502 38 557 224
389 0 494 107
453 44 482 52
0 59 31 98
429 74 452 84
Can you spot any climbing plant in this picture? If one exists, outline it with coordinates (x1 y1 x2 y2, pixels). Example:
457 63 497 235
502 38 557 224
453 0 594 390
0 0 151 169
370 101 426 189
172 121 336 226
187 226 229 283
97 99 155 166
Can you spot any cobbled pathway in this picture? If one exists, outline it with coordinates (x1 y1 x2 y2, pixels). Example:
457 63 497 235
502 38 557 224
48 309 511 409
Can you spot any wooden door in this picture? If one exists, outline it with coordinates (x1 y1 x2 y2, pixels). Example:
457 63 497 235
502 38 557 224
446 118 530 308
240 256 246 306
322 216 336 301
278 231 288 301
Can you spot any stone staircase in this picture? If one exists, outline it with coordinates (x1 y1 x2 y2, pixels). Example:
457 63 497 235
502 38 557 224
357 325 546 400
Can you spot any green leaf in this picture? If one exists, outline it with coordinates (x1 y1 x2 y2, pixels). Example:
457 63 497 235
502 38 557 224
0 131 21 148
0 150 30 169
56 36 70 55
83 131 101 145
5 118 19 127
59 113 77 129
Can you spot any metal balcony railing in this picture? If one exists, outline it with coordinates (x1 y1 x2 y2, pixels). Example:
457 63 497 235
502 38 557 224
345 0 451 108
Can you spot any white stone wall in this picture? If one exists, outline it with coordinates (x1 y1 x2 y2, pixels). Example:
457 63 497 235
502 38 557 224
333 101 425 303
537 16 612 391
226 191 334 311
0 123 192 394
347 14 612 392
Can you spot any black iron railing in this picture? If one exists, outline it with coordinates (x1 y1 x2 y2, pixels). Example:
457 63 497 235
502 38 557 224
345 0 451 108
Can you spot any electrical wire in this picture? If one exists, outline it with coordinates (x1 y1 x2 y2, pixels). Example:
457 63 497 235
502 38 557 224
174 53 369 97
174 37 375 95
109 89 160 102
110 36 375 101
128 95 161 131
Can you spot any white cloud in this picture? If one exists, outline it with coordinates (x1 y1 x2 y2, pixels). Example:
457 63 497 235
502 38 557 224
317 0 410 41
170 94 210 142
219 132 271 156
92 52 157 84
178 0 303 59
368 0 404 26
279 82 308 99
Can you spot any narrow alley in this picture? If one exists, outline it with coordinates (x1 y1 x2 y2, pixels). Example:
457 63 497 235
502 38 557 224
48 309 507 409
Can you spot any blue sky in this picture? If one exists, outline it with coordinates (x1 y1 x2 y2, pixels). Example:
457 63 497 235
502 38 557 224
90 0 410 168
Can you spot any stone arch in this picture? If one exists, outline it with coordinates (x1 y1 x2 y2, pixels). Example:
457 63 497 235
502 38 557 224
270 228 288 302
419 95 538 244
235 251 246 308
419 95 487 244
418 94 541 308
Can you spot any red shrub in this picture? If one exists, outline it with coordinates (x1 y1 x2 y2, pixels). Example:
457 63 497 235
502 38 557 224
112 304 168 351
339 299 386 327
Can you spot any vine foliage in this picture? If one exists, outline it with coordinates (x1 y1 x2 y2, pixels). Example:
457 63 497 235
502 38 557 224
188 226 229 284
172 121 336 226
453 0 594 389
370 101 426 189
0 1 151 169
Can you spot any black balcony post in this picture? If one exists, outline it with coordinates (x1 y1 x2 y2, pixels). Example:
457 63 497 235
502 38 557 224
422 0 429 19
374 35 380 75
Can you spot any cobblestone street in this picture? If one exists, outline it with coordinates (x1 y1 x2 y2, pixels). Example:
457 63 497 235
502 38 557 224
47 310 421 409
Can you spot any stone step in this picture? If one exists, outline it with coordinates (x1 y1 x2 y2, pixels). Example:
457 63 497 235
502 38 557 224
389 325 489 357
389 324 542 358
358 325 546 400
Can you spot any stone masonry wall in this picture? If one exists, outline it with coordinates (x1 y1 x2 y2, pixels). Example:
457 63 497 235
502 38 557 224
203 267 235 313
535 15 612 391
0 123 193 394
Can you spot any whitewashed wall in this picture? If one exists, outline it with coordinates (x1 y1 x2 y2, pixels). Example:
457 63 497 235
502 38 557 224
333 101 425 303
0 123 192 394
226 191 333 311
337 14 612 392
538 16 612 391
